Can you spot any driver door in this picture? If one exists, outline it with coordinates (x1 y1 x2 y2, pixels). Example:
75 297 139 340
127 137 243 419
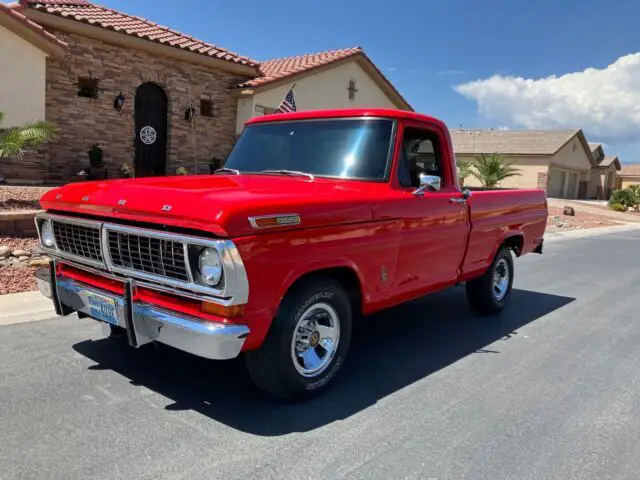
393 122 470 295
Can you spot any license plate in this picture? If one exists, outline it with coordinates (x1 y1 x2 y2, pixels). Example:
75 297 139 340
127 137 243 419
85 291 118 326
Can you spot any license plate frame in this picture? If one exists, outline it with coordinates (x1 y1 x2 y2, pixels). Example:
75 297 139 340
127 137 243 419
85 291 119 326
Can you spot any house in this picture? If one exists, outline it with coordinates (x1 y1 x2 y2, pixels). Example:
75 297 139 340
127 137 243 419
233 48 411 133
587 143 621 199
619 165 640 189
450 129 596 199
0 0 410 184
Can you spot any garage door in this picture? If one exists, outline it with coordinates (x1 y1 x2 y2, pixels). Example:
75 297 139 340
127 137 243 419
547 168 565 198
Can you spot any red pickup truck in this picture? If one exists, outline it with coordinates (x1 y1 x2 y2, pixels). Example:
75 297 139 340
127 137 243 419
34 108 547 401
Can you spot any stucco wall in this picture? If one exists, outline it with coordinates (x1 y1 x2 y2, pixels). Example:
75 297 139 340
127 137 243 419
549 138 592 175
456 153 547 189
588 164 619 199
0 23 47 127
236 60 397 133
621 177 640 188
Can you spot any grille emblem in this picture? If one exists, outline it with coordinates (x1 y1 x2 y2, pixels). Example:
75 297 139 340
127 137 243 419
162 205 172 212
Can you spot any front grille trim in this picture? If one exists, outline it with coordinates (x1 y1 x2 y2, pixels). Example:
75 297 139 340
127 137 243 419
35 212 250 304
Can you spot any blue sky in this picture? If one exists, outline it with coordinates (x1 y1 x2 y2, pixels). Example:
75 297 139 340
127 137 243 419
102 0 640 163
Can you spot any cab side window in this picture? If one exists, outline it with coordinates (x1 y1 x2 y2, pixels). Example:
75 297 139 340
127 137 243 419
398 126 443 188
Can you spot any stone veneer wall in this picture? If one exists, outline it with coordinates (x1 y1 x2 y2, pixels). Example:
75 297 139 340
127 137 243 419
9 29 250 183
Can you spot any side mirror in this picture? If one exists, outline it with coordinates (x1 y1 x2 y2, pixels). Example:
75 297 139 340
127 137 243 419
412 174 441 196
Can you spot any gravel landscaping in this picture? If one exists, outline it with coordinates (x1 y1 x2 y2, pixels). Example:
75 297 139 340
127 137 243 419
0 235 49 295
0 186 52 212
546 206 621 231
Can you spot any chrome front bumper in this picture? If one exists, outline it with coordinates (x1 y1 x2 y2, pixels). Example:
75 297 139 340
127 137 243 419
35 265 249 360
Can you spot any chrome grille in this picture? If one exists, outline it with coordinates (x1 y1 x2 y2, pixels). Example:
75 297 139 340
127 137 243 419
107 230 190 282
53 221 102 261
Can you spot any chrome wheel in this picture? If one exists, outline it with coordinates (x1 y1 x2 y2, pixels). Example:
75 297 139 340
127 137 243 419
492 258 509 301
291 302 341 377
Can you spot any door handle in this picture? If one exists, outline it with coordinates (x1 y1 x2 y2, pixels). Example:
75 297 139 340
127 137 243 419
449 197 467 204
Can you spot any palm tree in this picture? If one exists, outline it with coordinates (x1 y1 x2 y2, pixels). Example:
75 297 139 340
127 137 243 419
456 157 473 186
0 111 59 159
471 152 521 187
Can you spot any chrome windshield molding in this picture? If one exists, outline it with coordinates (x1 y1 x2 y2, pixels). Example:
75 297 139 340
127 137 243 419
35 212 250 306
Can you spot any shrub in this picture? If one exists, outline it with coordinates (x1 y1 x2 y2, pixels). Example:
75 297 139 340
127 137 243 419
610 203 628 212
609 187 639 211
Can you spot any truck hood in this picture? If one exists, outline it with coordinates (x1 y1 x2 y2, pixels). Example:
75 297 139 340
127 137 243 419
40 174 386 237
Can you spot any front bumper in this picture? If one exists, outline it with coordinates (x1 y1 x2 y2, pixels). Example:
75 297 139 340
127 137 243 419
35 264 249 360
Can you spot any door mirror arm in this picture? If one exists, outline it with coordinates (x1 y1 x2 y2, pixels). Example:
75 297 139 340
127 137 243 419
412 174 441 196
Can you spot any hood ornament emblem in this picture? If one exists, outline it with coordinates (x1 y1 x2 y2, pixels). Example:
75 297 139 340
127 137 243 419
55 194 62 200
82 196 90 201
117 199 127 206
162 205 172 212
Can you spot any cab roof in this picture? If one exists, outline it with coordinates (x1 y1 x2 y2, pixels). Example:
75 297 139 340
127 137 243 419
245 108 446 129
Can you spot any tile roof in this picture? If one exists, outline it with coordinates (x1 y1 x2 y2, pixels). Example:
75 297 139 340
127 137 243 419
599 155 620 169
21 0 259 68
588 142 602 153
450 129 581 155
619 164 640 177
0 1 68 54
239 47 363 87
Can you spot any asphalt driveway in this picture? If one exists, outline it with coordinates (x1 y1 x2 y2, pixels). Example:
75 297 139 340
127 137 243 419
1 229 639 479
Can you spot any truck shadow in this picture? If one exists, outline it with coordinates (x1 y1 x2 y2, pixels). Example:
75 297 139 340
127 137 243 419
72 287 574 436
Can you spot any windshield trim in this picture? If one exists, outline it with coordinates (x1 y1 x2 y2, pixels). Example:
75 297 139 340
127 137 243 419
230 117 398 183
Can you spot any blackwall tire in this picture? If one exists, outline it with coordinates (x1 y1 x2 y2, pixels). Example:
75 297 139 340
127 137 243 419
245 277 352 401
466 246 514 315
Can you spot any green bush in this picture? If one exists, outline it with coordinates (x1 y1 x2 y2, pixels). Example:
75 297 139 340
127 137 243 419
610 202 628 212
609 187 639 212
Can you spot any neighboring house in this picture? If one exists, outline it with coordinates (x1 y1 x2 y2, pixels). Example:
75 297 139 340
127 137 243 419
450 129 596 199
0 2 67 127
0 0 410 184
234 48 412 134
619 165 640 189
587 143 621 199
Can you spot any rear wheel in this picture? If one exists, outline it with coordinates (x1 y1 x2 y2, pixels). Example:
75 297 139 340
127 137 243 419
245 277 352 401
466 245 514 314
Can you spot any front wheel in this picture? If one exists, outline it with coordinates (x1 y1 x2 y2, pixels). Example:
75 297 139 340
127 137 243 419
466 245 514 314
244 277 352 401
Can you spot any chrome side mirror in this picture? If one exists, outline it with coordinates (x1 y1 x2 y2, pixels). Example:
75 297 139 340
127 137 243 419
412 174 441 196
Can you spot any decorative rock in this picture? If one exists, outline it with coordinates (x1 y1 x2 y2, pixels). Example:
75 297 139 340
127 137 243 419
18 256 30 261
563 206 575 216
28 257 51 267
0 246 11 259
12 249 30 257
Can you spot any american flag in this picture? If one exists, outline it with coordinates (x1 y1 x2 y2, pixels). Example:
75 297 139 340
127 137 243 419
275 87 296 113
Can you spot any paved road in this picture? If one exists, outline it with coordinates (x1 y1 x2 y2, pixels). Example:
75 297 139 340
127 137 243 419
2 230 640 480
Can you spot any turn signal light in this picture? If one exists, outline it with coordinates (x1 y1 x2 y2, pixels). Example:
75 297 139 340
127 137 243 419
201 301 245 318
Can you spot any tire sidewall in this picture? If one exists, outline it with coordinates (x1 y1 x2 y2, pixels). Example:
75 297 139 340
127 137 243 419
275 280 352 397
491 247 514 309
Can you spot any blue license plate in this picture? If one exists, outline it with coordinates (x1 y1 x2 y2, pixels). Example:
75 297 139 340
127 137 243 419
85 291 118 326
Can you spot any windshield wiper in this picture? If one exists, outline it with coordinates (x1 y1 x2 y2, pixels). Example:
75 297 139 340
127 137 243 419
260 169 315 181
214 167 240 175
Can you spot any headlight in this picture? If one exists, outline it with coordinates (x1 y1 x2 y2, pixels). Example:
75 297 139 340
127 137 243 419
198 248 223 286
41 219 56 248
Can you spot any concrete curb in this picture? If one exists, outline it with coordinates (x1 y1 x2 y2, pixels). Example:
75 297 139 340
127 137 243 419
0 290 54 326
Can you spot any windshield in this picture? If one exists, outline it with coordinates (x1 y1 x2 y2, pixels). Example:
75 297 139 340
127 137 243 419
224 118 395 181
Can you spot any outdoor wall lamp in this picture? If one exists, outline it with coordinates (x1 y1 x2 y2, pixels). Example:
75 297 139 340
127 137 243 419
113 92 125 111
184 105 195 122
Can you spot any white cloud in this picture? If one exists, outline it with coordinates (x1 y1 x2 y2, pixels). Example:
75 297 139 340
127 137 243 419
454 53 640 143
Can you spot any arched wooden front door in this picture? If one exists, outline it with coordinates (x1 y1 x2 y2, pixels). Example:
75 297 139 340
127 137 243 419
134 83 168 177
